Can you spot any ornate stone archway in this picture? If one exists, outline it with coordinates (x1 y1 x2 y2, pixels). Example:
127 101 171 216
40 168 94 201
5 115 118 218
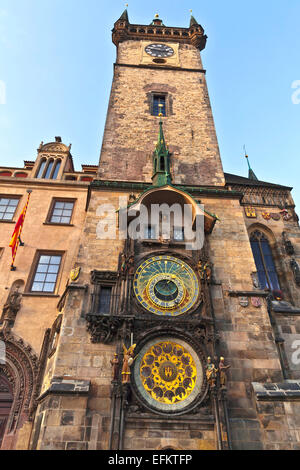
0 331 38 449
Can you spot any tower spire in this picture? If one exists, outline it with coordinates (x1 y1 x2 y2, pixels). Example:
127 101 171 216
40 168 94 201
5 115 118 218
244 150 258 181
152 110 172 186
118 4 129 23
189 9 199 27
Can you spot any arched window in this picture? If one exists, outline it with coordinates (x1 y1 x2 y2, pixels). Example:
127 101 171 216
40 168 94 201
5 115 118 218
51 160 61 180
44 159 54 179
36 159 46 178
250 230 280 291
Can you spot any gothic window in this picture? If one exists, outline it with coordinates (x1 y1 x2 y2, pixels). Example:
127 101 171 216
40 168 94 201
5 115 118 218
160 156 165 171
152 95 166 116
44 159 54 179
250 231 280 291
48 199 75 225
35 159 46 178
98 286 112 313
30 253 62 293
0 197 19 221
52 160 61 180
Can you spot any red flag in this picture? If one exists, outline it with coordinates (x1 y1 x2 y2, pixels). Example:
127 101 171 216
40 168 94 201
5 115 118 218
9 191 31 269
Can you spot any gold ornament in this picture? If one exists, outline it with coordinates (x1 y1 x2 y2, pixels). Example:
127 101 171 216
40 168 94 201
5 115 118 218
140 341 197 405
70 266 81 282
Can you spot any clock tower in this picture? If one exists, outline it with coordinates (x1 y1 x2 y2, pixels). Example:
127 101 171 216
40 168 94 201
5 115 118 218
99 11 225 187
30 10 300 452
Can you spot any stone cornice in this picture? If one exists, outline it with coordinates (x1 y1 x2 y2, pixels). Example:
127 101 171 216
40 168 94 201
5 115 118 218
114 63 206 74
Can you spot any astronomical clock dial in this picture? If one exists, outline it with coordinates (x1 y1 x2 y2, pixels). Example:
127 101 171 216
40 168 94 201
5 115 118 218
133 256 200 316
145 43 175 58
133 337 203 413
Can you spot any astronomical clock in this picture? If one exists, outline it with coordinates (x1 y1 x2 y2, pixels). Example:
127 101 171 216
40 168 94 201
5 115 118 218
133 255 200 317
130 255 206 414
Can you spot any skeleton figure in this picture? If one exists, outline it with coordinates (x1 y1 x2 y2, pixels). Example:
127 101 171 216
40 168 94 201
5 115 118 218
121 344 136 384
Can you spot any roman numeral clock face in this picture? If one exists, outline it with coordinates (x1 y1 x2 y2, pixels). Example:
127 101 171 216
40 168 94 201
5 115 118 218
145 44 175 58
133 256 200 316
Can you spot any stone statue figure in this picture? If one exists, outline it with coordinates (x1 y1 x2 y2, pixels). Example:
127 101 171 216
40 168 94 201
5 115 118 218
205 357 218 388
219 357 231 388
0 288 22 331
121 344 136 384
291 259 300 286
110 353 120 382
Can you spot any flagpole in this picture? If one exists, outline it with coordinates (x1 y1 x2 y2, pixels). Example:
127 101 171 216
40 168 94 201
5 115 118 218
10 189 32 271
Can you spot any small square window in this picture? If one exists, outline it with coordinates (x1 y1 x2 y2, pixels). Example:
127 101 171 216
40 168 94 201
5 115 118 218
174 227 184 241
49 200 75 225
0 197 19 221
30 253 62 293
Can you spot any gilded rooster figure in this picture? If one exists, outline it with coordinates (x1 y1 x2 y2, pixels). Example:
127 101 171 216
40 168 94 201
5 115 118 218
121 344 137 384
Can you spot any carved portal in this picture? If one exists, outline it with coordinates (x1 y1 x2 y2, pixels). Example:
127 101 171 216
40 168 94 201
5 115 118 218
0 331 38 448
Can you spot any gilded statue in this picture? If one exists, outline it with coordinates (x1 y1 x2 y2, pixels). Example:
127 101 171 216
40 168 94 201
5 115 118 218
121 344 136 384
205 357 218 388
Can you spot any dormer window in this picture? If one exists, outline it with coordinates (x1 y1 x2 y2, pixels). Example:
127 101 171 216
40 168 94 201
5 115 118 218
35 158 62 180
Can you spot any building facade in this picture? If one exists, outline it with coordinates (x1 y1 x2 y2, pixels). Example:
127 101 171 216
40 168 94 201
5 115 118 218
1 11 300 451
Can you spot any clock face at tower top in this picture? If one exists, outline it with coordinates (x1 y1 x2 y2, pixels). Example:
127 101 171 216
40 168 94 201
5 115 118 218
133 255 200 317
145 44 175 58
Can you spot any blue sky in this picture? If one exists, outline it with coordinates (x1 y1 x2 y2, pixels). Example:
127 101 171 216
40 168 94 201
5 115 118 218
0 1 300 207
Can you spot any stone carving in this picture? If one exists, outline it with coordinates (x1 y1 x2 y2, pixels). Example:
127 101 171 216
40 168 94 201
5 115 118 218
197 260 212 282
0 288 22 332
239 296 249 308
251 272 260 289
218 357 230 389
120 254 135 276
205 357 218 389
0 331 38 434
282 232 295 256
280 209 293 221
290 259 300 286
86 315 123 344
121 344 136 385
251 297 262 308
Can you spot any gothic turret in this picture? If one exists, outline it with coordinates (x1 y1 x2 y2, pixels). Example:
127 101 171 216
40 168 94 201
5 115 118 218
152 118 172 186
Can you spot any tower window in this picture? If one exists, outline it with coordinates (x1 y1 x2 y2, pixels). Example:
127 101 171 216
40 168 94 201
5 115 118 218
98 287 112 313
152 95 166 116
250 231 280 291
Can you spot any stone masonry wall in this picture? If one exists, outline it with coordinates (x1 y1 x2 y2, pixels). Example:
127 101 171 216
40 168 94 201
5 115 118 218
98 41 225 186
